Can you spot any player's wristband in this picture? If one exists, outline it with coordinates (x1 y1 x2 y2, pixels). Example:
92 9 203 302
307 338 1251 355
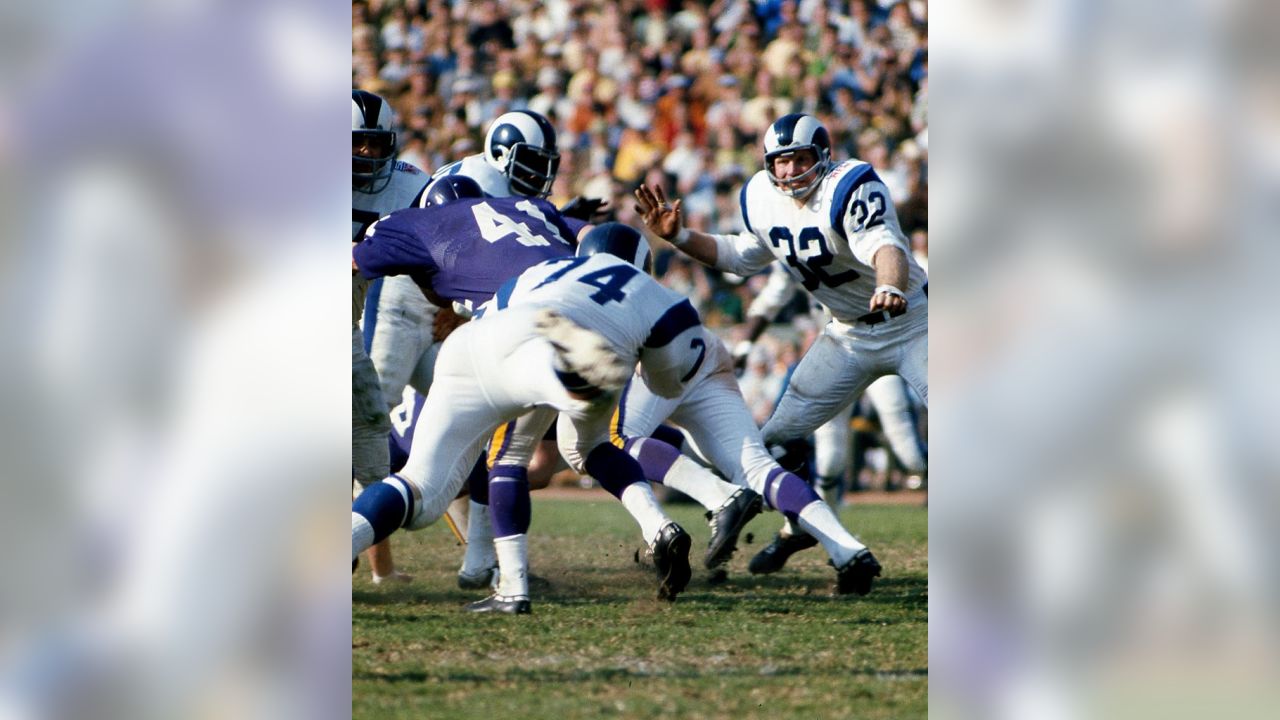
874 285 906 300
669 227 692 247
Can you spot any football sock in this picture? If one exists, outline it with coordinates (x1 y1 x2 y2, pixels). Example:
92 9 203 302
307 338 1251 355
619 482 671 545
585 443 645 499
798 500 865 568
352 515 374 563
460 501 496 573
351 476 413 560
489 466 531 537
625 437 738 510
494 534 529 598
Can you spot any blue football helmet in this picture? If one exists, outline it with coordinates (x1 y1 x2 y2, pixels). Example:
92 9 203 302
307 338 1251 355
763 113 832 200
576 222 653 274
417 175 484 208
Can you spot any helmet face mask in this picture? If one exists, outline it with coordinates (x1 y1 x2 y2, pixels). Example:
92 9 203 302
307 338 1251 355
763 113 832 200
484 111 560 198
353 90 398 194
352 130 397 191
505 144 560 197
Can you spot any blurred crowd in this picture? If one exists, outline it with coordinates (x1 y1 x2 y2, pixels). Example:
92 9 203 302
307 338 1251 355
354 0 929 485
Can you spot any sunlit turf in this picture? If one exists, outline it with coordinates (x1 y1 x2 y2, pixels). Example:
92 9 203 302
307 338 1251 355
353 496 927 719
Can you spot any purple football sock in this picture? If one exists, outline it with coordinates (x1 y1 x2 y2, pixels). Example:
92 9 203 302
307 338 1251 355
764 467 820 522
489 465 530 537
585 443 646 499
623 437 680 485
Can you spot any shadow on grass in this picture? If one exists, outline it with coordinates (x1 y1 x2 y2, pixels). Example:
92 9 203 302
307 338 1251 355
355 565 926 620
357 664 928 685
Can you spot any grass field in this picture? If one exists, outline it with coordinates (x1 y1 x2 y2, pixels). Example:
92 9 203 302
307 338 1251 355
352 493 927 719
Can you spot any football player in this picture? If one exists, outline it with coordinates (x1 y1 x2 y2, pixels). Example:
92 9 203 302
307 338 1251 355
352 89 429 584
408 110 594 586
635 112 928 576
354 188 755 600
587 237 881 592
351 223 711 614
733 269 927 507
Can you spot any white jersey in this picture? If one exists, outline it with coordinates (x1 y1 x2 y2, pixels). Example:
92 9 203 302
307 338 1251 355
717 160 928 326
352 160 429 322
486 254 704 399
431 154 511 197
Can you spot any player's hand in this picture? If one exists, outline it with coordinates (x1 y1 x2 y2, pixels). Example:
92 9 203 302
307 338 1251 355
633 184 683 241
432 305 468 342
868 287 908 314
559 196 610 221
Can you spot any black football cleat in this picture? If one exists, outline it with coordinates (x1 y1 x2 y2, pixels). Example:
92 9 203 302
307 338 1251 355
747 530 819 575
465 594 531 615
835 548 882 596
652 522 692 602
704 488 764 569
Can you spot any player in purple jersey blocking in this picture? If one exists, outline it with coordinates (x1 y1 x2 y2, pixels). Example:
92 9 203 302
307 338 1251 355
355 193 761 597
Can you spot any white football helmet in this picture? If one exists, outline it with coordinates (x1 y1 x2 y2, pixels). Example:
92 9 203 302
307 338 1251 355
483 110 560 198
763 113 832 200
352 89 398 194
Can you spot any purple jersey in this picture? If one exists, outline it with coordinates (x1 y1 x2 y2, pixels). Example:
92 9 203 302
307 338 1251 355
386 387 426 473
353 196 576 307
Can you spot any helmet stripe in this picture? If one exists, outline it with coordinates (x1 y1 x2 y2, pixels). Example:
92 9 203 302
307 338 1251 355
516 110 557 150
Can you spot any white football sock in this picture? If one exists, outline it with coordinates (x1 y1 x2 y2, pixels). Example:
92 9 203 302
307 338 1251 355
797 500 865 568
460 501 497 573
619 482 671 545
352 513 375 562
660 455 740 511
494 534 529 598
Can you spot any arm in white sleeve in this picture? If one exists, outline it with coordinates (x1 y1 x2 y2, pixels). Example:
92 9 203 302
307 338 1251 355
845 180 912 269
710 230 777 277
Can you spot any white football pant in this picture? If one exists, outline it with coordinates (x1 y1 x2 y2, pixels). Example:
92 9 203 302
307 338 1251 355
762 298 927 447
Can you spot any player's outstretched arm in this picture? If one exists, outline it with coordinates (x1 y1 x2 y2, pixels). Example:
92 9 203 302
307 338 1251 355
869 245 909 314
633 184 719 267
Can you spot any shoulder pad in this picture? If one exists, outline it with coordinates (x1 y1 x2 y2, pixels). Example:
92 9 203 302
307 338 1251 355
394 161 423 175
827 161 882 240
739 171 773 235
431 161 461 179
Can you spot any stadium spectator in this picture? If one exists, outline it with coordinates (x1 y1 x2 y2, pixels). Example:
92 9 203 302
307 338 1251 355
351 0 928 421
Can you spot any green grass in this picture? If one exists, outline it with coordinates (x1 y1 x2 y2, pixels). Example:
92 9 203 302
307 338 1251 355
353 497 927 719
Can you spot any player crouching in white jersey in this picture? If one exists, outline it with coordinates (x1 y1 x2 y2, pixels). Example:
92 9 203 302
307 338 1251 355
352 224 708 614
636 112 927 580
